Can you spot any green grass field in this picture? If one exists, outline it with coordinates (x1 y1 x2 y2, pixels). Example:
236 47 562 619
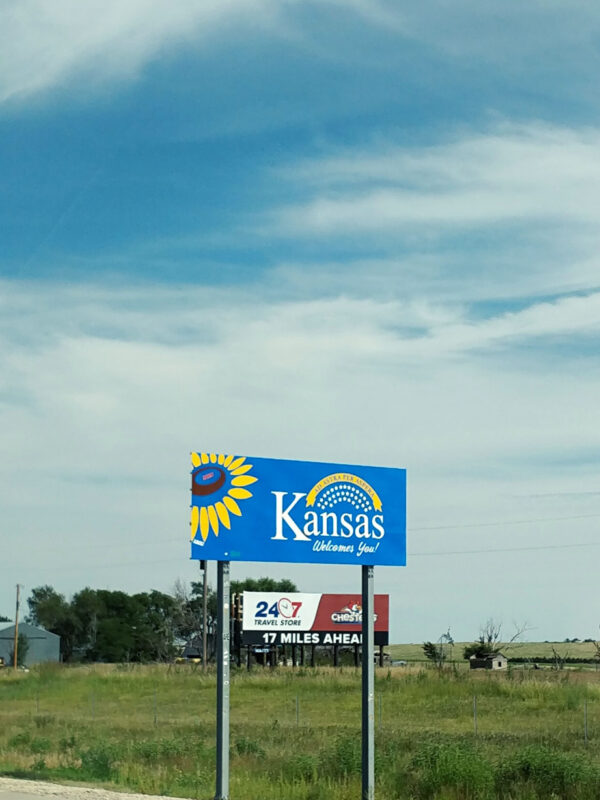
2 660 600 799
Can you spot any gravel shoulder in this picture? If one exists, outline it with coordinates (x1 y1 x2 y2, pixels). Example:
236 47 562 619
0 778 188 800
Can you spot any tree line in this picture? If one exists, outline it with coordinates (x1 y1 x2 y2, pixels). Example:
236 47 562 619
20 577 297 663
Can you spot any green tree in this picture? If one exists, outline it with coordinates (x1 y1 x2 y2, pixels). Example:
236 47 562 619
463 619 528 660
27 585 68 628
423 641 444 663
88 590 138 662
131 590 179 661
423 630 454 667
0 615 10 622
230 577 298 594
26 585 78 661
70 587 103 657
185 582 219 660
77 589 181 663
463 641 497 659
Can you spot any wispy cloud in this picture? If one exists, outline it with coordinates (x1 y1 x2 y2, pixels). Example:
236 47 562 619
276 124 600 234
5 2 600 106
399 291 600 358
0 0 271 103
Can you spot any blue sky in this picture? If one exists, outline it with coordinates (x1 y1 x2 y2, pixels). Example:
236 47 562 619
1 1 600 644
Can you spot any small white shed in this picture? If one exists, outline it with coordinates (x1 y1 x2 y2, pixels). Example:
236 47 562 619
469 652 508 670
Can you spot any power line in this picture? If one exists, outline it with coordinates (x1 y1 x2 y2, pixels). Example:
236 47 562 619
1 511 599 576
10 511 599 556
3 536 600 577
411 540 600 557
411 512 600 532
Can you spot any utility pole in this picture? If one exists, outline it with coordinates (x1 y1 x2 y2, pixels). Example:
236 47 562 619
13 584 21 670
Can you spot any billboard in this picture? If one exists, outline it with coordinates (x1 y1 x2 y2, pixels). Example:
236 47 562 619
190 453 406 567
241 592 389 646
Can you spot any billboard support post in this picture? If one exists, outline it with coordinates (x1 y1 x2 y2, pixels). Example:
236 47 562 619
362 564 375 800
215 560 230 800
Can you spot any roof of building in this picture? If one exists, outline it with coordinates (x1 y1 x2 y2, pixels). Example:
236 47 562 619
470 651 507 660
0 622 59 639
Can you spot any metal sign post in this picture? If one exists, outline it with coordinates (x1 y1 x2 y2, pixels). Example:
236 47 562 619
215 560 230 800
362 565 375 800
201 560 208 672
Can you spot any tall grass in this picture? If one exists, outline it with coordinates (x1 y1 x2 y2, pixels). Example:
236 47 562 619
2 665 600 798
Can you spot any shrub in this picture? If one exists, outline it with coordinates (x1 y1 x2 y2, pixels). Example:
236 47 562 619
33 714 55 729
79 743 117 780
409 740 494 799
318 734 361 779
496 745 600 799
58 734 77 753
8 731 32 749
235 736 265 758
29 737 51 754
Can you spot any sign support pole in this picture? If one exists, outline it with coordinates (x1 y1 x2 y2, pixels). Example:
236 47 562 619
202 560 208 672
215 560 230 800
362 564 375 800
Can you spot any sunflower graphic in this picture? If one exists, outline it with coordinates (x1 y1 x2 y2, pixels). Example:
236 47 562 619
190 453 257 542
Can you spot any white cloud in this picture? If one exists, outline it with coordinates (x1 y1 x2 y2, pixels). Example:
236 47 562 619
4 1 600 106
1 278 598 479
0 0 271 103
277 124 600 234
397 291 600 359
266 124 600 310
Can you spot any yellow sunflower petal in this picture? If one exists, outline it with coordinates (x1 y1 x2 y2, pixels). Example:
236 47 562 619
200 507 209 540
228 487 253 500
210 453 217 463
218 454 225 465
215 501 231 529
231 464 253 476
191 506 199 539
229 457 246 471
232 475 258 487
208 505 219 534
201 452 209 464
223 454 234 468
223 496 242 516
191 452 201 467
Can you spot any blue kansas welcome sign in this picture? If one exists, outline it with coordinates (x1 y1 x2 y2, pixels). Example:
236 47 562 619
190 453 406 567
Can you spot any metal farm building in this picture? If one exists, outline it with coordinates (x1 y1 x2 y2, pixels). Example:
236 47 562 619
0 622 60 666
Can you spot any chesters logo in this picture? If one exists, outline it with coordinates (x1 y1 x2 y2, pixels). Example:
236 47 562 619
190 453 257 544
331 601 378 624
